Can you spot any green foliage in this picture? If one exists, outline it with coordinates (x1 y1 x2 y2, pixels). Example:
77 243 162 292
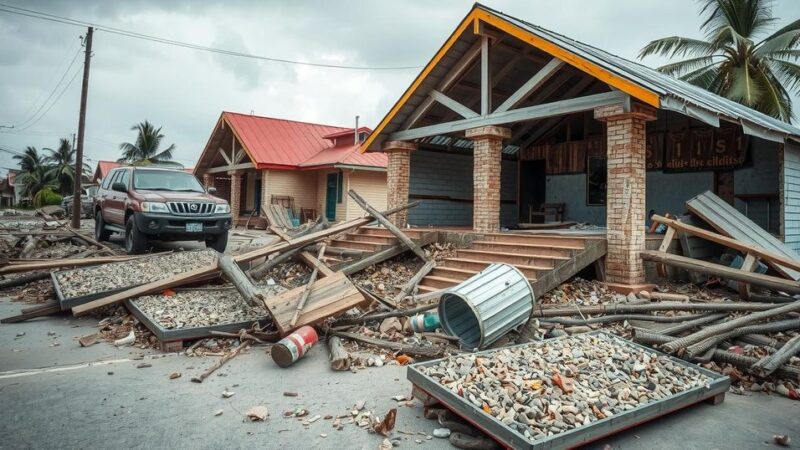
639 0 800 122
118 121 177 165
32 187 63 208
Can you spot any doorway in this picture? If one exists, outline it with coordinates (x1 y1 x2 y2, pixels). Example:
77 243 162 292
254 179 262 211
519 160 546 223
325 173 338 221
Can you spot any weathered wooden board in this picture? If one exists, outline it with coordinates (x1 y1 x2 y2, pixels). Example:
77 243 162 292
686 190 800 281
676 213 722 284
263 272 366 336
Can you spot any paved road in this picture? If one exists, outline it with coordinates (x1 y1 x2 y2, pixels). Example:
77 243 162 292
0 299 797 449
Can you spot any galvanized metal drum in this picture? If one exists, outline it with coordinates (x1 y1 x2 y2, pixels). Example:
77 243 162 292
438 263 534 349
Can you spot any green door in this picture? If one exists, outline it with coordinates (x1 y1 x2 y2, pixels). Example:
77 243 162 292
325 173 338 221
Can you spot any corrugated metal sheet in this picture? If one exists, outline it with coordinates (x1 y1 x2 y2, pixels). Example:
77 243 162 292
484 4 800 142
439 263 534 349
223 112 386 169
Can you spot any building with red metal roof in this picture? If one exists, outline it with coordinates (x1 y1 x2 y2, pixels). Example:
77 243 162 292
194 111 388 222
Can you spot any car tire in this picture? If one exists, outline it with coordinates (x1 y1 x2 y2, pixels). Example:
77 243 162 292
205 232 229 253
95 211 111 242
125 216 148 254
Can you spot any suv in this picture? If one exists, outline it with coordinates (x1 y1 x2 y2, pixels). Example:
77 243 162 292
94 166 232 254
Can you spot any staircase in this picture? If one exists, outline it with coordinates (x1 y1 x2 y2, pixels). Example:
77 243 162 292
326 227 439 260
417 233 607 298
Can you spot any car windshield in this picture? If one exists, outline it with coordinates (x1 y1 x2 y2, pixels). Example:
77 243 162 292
133 170 205 192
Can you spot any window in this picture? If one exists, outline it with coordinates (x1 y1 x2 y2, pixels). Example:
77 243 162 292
133 169 204 192
101 170 116 189
118 169 131 189
586 157 606 206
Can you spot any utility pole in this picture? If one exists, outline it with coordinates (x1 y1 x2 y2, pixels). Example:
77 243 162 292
72 27 93 229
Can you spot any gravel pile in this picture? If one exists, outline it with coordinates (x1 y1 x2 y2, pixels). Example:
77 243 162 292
420 333 713 442
54 250 217 298
131 288 274 329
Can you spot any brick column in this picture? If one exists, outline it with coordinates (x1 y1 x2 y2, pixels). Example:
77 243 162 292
229 171 241 219
383 140 416 227
466 126 511 233
594 103 657 289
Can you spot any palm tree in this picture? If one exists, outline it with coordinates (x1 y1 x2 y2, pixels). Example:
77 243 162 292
43 138 79 195
118 121 177 166
13 146 52 198
639 0 800 122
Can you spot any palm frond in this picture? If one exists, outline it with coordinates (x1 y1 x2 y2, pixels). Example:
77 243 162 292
757 18 800 49
756 29 800 57
657 56 719 76
726 62 763 106
680 64 723 90
638 36 717 59
769 59 800 91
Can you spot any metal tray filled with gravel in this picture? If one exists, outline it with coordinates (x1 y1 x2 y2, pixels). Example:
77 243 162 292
407 331 730 450
125 287 278 342
52 249 218 309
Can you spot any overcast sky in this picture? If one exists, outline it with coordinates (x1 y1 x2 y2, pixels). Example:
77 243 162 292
1 0 799 175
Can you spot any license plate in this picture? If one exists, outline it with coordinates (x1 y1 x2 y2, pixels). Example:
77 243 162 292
185 223 203 232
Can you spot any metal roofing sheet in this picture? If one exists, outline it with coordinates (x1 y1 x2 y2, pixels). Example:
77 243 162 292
480 4 800 141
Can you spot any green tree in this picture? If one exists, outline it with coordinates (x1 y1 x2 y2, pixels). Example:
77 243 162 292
13 146 52 198
118 121 178 166
43 138 87 195
639 0 800 122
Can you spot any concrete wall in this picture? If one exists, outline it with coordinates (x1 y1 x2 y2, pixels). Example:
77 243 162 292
408 149 517 227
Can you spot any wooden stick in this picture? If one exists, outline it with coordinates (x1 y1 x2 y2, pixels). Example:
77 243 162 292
532 301 785 318
653 214 800 273
750 334 800 377
393 260 436 305
269 225 293 242
328 336 352 371
347 190 427 261
641 250 800 294
190 340 249 383
660 300 800 354
218 253 262 307
0 254 152 275
0 271 51 289
1 302 62 323
330 330 445 358
332 302 438 327
290 244 326 328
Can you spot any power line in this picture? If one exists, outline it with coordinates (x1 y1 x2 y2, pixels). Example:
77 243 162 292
14 40 80 125
12 46 82 129
0 3 423 71
11 66 82 132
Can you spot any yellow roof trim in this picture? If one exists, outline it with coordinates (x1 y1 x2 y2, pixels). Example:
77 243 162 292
360 6 661 154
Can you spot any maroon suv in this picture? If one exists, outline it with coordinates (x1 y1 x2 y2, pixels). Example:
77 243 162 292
94 166 232 254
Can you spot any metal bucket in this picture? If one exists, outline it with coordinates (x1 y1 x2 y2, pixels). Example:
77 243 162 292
271 326 319 368
438 263 534 349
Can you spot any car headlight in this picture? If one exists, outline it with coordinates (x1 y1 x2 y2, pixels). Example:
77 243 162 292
214 203 230 214
141 202 170 213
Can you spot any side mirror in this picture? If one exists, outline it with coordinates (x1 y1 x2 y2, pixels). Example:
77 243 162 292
207 186 217 194
112 182 127 193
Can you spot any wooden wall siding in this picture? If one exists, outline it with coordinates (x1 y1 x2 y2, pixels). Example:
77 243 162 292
315 169 347 221
263 169 318 216
345 171 387 221
408 150 517 227
783 142 800 252
522 136 604 174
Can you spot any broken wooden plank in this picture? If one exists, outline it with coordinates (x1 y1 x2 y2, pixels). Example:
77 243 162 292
1 302 62 323
298 250 335 278
654 214 800 274
328 336 352 371
641 250 800 295
686 191 800 280
218 254 262 307
264 272 366 336
393 260 436 305
290 244 327 328
329 330 444 358
348 190 428 261
0 254 153 275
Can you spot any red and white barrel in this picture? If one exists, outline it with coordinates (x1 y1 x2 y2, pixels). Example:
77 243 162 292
271 326 319 368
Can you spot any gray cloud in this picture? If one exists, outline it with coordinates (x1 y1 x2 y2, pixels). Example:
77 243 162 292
0 0 798 173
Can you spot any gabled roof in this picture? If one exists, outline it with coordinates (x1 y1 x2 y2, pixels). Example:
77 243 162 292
200 112 387 171
94 161 121 181
362 3 800 152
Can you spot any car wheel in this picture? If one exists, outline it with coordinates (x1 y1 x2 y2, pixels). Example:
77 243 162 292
95 211 111 242
125 216 148 254
205 232 229 253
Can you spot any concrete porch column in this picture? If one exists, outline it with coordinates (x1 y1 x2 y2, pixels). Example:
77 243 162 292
466 125 511 233
384 140 417 227
229 171 242 219
594 103 657 291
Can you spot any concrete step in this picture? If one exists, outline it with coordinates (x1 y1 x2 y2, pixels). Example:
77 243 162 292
328 239 387 252
456 249 558 269
344 233 397 245
442 258 539 280
480 233 586 249
357 227 428 239
471 241 574 258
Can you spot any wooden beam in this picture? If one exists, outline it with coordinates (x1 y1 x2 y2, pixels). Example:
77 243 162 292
389 91 628 142
640 250 800 295
480 35 491 116
206 162 254 174
652 215 800 273
517 76 596 146
218 253 262 307
298 251 335 278
348 190 428 261
494 58 564 114
429 90 479 119
218 148 232 166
